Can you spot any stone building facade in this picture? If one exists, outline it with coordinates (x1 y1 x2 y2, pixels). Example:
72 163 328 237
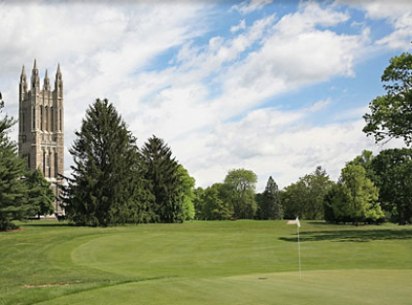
18 60 64 214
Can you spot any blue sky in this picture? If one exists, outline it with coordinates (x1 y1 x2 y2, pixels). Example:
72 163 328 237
0 0 411 190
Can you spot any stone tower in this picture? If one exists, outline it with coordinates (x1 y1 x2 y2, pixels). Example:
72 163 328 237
18 60 64 214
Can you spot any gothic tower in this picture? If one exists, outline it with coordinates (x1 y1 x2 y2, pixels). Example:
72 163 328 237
18 60 64 214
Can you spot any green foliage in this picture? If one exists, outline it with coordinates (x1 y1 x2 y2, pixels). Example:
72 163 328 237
324 164 384 224
177 165 196 220
196 183 233 220
347 150 377 181
372 148 412 224
223 168 257 219
256 176 283 219
282 166 333 220
25 169 55 217
142 135 183 223
363 52 412 146
193 187 205 219
0 99 32 230
64 99 152 226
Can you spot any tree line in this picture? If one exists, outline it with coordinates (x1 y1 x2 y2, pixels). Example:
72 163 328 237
0 51 411 229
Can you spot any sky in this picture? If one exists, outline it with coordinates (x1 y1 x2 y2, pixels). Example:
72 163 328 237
0 0 411 191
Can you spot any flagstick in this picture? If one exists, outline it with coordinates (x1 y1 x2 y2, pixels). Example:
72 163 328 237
297 225 302 279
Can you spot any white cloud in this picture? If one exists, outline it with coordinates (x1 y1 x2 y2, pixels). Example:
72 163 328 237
340 0 412 50
230 19 246 33
0 1 405 194
233 0 273 15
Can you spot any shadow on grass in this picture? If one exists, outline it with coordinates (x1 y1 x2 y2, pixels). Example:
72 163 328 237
22 222 70 228
279 229 412 243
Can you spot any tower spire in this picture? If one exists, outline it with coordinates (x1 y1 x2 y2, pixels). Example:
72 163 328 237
19 65 27 98
44 69 50 91
54 63 63 96
20 65 26 82
31 59 40 90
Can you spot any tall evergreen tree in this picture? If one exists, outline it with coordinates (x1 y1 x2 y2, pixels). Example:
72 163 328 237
142 136 183 223
256 176 283 220
0 97 31 230
64 99 151 226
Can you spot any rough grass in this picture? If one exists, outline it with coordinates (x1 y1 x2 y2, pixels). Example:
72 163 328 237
0 220 411 305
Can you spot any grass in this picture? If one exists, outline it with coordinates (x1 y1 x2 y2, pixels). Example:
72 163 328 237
0 220 411 304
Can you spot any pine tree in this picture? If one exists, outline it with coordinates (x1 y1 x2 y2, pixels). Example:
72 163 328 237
142 136 183 223
64 99 151 226
0 97 31 230
257 176 283 220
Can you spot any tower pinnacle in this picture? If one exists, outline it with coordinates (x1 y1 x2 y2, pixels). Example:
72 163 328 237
44 69 50 91
31 59 40 89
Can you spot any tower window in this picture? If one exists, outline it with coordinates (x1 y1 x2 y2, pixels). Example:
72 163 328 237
32 107 35 130
54 152 58 178
43 150 46 176
21 112 25 132
45 106 48 131
40 106 43 130
48 152 51 178
51 106 54 131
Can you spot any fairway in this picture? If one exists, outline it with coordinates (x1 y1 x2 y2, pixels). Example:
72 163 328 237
1 221 411 305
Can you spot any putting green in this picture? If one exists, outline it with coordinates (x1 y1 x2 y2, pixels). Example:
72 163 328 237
37 270 412 305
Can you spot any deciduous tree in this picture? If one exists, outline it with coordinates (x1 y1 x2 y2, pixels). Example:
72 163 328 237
25 169 54 218
372 148 412 224
223 168 257 219
282 166 333 220
324 164 384 224
363 52 412 146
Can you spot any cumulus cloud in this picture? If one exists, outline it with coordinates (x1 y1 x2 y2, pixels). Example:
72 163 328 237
233 0 273 15
341 0 412 50
0 1 406 192
230 19 246 33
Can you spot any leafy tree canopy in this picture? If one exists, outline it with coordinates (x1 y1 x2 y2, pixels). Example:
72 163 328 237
26 169 55 218
223 168 257 219
177 165 196 221
372 148 412 224
324 164 384 224
363 52 412 146
282 166 333 220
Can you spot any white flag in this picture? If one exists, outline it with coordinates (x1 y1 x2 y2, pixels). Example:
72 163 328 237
287 217 301 228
